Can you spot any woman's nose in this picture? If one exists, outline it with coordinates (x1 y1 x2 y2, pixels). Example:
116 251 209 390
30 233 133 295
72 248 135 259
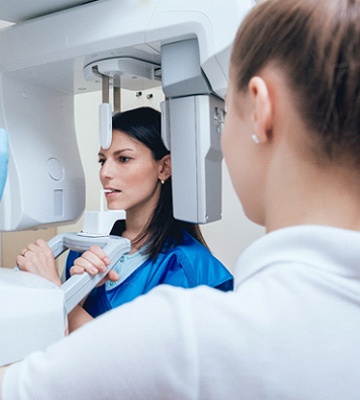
100 160 115 180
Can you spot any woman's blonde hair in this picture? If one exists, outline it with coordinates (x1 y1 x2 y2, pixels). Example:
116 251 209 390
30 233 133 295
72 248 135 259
231 0 360 165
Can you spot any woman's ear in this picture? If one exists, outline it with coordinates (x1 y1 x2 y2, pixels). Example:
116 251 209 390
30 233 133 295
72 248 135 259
158 154 172 181
248 76 273 143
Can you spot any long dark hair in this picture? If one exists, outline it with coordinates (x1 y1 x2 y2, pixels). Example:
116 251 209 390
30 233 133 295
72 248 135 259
109 107 208 259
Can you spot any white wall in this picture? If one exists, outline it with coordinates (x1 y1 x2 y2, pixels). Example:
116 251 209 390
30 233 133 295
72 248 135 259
58 88 264 272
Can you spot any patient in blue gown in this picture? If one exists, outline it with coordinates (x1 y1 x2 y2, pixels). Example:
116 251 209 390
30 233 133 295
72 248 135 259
16 107 233 331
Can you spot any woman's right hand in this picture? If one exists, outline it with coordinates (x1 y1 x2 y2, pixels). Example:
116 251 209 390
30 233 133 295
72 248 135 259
70 245 120 284
16 239 61 286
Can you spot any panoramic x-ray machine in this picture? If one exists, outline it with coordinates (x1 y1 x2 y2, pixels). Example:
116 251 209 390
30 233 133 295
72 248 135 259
0 0 254 366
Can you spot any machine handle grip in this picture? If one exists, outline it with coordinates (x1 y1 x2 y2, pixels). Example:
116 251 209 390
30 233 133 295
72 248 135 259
47 232 130 314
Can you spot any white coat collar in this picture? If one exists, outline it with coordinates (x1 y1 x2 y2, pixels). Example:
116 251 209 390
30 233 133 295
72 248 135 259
234 225 360 289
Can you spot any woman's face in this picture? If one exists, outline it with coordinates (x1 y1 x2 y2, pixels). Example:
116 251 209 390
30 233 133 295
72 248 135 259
99 130 163 217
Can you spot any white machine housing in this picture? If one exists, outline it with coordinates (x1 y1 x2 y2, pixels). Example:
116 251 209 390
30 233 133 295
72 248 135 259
0 0 254 229
0 231 130 366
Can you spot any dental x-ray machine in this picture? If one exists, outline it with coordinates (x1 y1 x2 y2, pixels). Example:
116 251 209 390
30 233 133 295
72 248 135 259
0 0 254 366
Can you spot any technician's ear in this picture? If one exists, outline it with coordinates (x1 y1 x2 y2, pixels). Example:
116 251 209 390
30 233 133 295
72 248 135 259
158 154 172 181
248 76 273 143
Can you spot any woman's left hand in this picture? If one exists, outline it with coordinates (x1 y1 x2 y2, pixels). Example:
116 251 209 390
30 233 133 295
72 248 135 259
70 245 119 286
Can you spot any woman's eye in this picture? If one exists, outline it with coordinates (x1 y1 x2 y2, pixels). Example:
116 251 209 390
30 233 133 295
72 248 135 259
119 156 131 163
98 159 105 166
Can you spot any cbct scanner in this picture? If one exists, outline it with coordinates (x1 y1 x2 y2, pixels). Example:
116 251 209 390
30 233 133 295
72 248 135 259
0 0 254 366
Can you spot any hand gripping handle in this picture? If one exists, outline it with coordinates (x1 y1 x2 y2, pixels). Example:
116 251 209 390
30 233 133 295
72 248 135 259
47 232 130 314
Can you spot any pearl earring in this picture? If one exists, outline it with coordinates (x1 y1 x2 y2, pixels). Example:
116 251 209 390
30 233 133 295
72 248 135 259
251 134 260 144
160 179 165 185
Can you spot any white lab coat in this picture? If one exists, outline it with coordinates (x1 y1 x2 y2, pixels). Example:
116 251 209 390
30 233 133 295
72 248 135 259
3 225 360 399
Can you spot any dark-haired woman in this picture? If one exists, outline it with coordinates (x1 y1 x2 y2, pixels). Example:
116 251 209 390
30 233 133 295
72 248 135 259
17 107 233 331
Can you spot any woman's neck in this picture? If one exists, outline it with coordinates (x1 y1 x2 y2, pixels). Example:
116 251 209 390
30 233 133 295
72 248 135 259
264 156 360 233
121 207 153 252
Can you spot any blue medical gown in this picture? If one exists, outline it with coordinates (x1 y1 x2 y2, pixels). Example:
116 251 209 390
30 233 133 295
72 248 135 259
65 230 233 318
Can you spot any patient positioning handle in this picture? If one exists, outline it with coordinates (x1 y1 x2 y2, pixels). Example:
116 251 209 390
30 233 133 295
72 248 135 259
48 232 130 314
